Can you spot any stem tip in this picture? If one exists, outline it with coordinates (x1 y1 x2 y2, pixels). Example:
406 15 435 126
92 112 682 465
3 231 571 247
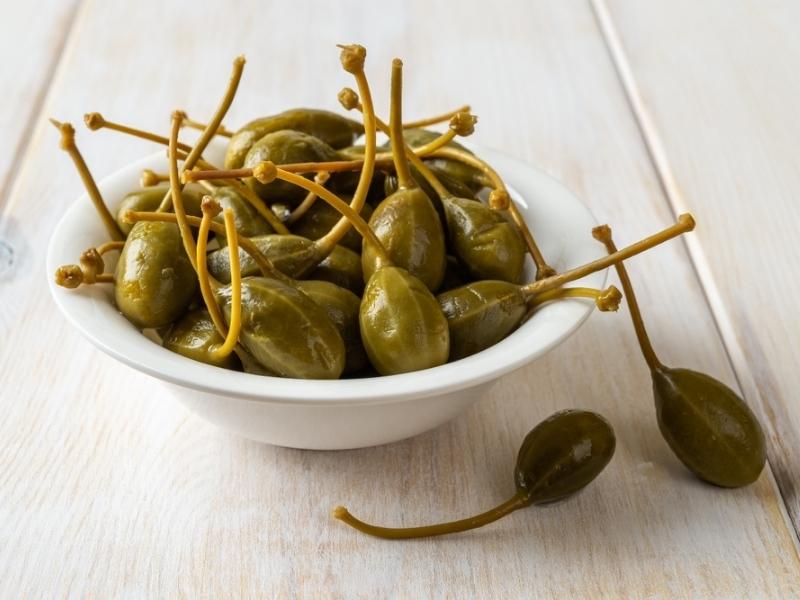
489 189 510 210
55 264 84 288
597 285 623 312
254 161 277 184
338 44 366 74
51 119 75 150
140 169 160 187
79 247 104 282
449 112 477 136
338 87 359 111
592 224 612 243
83 112 104 130
201 195 221 217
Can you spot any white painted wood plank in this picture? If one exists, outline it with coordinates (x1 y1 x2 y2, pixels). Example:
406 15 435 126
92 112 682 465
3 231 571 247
599 0 800 531
0 0 797 597
0 1 79 204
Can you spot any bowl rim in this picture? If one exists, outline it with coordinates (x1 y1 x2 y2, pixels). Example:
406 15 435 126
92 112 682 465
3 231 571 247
47 142 605 406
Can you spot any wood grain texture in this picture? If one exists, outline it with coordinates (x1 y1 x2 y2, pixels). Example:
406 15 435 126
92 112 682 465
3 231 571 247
0 0 79 207
598 0 800 531
1 0 798 597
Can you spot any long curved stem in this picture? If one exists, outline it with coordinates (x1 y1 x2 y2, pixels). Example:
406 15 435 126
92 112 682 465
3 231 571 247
180 56 245 174
529 285 621 312
178 111 234 137
183 143 481 180
172 148 221 171
95 126 217 173
205 209 241 359
193 198 252 363
183 162 374 241
141 169 168 187
96 241 125 255
342 90 455 202
408 129 458 156
183 167 254 180
181 132 470 181
287 172 329 225
407 151 451 198
592 225 663 371
338 89 478 209
377 114 452 200
49 119 124 241
316 48 378 254
520 214 695 300
227 180 290 234
389 59 414 189
333 493 527 540
84 113 195 153
403 104 471 129
122 210 288 283
375 114 452 200
195 202 228 336
431 146 555 279
182 149 449 197
83 113 230 216
88 120 287 233
428 146 494 186
168 113 199 271
266 166 391 267
168 159 288 235
158 55 246 211
198 181 218 194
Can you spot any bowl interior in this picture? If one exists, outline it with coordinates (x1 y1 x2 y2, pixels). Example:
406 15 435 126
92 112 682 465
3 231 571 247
47 139 605 405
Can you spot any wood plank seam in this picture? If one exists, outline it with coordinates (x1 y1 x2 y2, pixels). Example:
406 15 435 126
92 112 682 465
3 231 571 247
0 0 83 218
588 0 800 550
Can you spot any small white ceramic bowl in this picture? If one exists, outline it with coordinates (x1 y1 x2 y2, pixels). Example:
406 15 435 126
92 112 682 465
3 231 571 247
47 141 604 449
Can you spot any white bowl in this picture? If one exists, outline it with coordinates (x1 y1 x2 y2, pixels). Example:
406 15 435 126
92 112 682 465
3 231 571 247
47 140 604 449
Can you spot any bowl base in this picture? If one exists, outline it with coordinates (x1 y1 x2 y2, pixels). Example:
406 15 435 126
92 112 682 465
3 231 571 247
166 380 498 450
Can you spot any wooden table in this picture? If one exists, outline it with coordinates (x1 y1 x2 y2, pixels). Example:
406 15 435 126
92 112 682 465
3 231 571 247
2 1 798 597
